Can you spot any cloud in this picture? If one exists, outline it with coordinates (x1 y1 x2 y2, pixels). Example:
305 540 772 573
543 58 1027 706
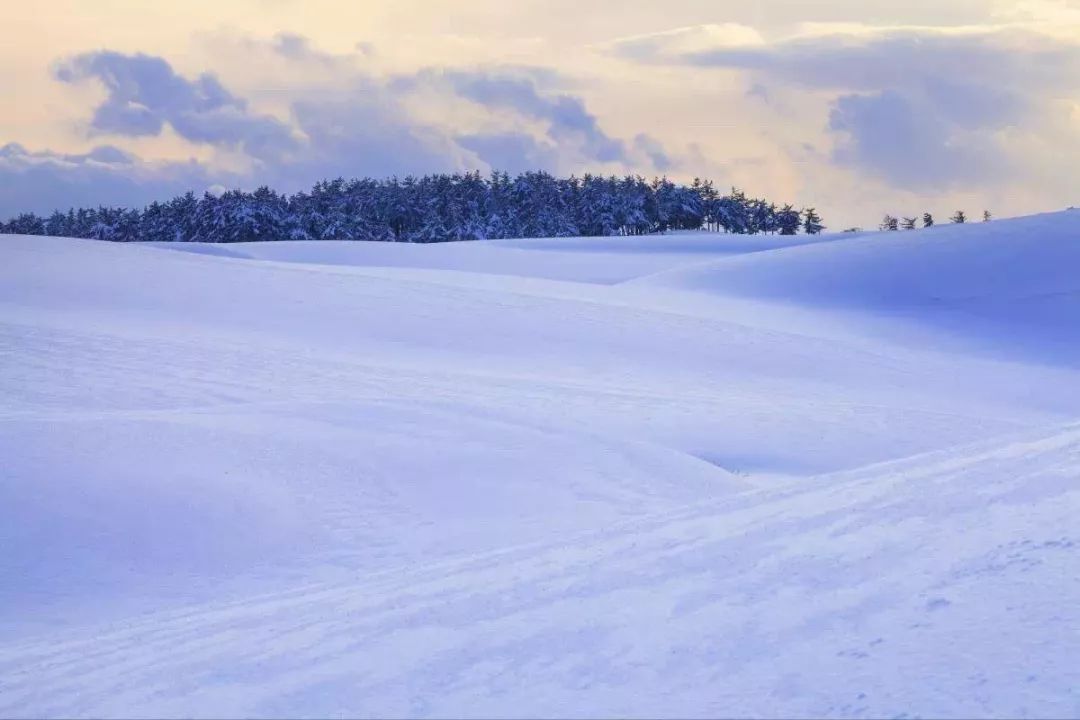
271 33 318 61
606 24 765 63
611 23 1080 190
0 142 136 166
0 142 226 217
6 38 679 218
457 132 560 174
283 87 462 183
679 27 1075 95
632 134 675 172
56 51 299 161
270 32 355 66
828 90 1005 188
408 69 630 165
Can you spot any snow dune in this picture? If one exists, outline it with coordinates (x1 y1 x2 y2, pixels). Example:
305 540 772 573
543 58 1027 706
2 213 1079 717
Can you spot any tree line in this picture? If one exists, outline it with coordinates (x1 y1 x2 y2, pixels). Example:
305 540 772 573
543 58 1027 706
876 210 991 231
0 171 825 243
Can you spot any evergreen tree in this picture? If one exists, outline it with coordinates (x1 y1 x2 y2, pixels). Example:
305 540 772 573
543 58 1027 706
5 213 45 235
983 210 992 222
880 214 899 231
951 210 967 224
45 211 69 237
168 192 199 242
922 212 934 228
802 207 824 235
139 202 170 243
747 198 776 235
901 217 917 231
717 189 750 234
777 204 801 235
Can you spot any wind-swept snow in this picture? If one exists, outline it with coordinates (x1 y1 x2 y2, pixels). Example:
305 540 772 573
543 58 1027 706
2 215 1079 717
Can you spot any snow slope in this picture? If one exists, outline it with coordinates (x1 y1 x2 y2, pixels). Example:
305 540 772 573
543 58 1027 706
634 212 1080 364
2 214 1079 717
3 423 1078 718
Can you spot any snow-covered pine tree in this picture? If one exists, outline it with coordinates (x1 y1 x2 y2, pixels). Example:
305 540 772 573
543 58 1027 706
44 211 68 237
5 213 45 235
777 204 801 235
802 208 824 235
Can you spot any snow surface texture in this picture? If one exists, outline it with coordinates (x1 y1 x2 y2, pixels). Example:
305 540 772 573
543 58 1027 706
2 212 1079 718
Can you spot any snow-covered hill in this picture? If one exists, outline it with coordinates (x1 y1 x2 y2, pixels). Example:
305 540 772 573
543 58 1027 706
633 212 1080 364
2 214 1078 717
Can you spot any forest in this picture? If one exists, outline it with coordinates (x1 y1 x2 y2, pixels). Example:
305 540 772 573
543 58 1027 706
0 171 825 243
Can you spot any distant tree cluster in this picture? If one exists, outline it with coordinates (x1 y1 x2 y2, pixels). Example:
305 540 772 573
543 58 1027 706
0 171 826 243
879 210 991 231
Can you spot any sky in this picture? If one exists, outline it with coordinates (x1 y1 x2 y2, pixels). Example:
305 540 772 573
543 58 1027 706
1 0 1079 228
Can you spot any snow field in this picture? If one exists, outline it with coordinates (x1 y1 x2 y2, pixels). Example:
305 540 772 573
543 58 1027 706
1 213 1078 716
